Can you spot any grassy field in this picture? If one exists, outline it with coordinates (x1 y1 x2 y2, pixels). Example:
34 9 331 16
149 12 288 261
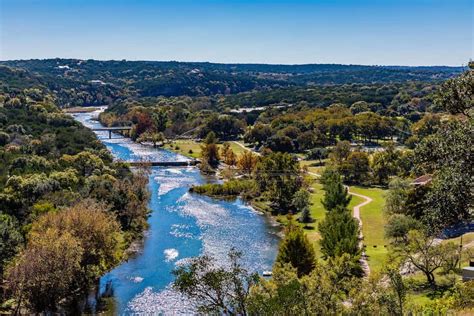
163 140 247 159
299 159 327 175
350 186 388 273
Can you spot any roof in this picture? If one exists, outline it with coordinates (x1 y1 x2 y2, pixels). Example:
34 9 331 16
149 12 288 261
411 174 433 186
463 267 474 271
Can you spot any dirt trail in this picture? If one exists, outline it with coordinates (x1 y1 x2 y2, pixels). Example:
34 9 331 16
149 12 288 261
347 187 373 276
307 169 373 275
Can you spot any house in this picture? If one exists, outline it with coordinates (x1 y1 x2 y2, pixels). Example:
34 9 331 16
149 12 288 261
462 267 474 281
411 174 433 186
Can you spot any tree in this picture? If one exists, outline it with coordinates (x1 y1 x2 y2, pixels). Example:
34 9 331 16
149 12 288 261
137 131 164 147
321 174 351 211
330 141 351 165
221 142 237 166
414 121 472 228
370 143 399 185
340 151 370 184
266 134 295 153
243 123 273 145
28 199 124 287
436 67 473 118
6 229 83 313
201 132 220 168
385 214 421 244
350 101 370 114
306 147 328 164
0 214 23 276
385 265 407 316
173 248 258 315
296 131 317 151
151 108 168 132
275 221 316 277
292 189 312 223
399 230 458 286
384 177 412 215
237 151 258 176
255 152 301 212
318 205 360 259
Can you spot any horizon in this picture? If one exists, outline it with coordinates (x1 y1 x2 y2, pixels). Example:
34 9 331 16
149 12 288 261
0 57 467 68
1 0 472 66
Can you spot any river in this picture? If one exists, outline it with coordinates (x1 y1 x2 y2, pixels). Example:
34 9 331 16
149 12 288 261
73 109 280 314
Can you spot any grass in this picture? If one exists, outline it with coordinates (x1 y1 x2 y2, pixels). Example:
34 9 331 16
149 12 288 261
163 139 246 159
349 186 388 273
274 179 364 250
299 160 326 175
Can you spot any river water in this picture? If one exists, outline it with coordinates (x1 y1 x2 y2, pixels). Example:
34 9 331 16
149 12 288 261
73 110 279 314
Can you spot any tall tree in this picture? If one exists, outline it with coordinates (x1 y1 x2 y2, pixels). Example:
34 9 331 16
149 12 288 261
435 67 473 118
255 152 301 212
292 189 312 223
318 205 360 259
275 221 316 277
201 132 220 168
321 174 351 211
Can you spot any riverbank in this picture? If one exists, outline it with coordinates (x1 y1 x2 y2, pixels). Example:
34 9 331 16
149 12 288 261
73 110 280 314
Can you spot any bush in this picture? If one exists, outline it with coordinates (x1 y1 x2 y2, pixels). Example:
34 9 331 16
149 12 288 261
190 180 255 197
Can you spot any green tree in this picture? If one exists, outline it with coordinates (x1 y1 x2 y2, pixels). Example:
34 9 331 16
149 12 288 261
0 214 23 276
137 131 164 147
385 214 421 244
318 205 360 259
275 221 316 277
341 151 370 184
436 67 473 118
201 132 220 168
292 189 312 223
398 230 458 286
173 248 258 315
321 174 351 211
414 121 472 228
255 152 301 212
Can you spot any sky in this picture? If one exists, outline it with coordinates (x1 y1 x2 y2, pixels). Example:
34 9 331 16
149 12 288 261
0 0 472 66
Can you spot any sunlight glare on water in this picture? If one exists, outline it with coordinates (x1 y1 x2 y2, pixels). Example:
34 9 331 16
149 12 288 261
73 109 279 314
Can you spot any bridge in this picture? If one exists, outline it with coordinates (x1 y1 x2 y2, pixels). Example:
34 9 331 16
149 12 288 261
127 160 199 167
92 127 132 139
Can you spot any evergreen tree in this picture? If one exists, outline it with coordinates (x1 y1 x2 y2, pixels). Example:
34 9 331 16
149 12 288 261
318 205 360 259
321 176 351 211
275 221 316 277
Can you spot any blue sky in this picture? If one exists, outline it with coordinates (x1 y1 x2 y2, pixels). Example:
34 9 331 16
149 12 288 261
0 0 472 65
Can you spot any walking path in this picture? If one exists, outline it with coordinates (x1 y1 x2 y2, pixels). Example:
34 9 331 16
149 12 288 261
307 168 372 275
232 141 261 156
346 187 372 276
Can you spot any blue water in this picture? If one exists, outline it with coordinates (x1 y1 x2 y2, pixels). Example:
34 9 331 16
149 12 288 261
74 110 279 314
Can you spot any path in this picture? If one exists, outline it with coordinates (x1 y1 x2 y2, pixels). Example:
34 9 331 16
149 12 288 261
232 141 261 156
346 187 372 276
307 167 372 276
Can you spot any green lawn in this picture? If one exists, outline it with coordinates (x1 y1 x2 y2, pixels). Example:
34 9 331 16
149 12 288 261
349 186 388 273
163 140 247 159
299 159 327 175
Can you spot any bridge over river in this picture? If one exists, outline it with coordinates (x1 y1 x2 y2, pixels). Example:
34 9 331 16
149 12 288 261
92 126 132 139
